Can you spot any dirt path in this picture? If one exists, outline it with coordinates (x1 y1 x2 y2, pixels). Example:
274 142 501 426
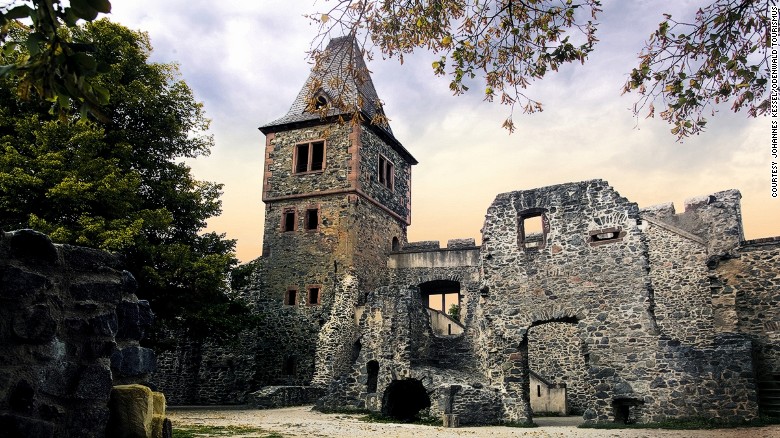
167 406 780 438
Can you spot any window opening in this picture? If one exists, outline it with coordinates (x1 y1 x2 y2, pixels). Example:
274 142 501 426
284 289 297 306
588 227 625 246
420 280 461 314
315 95 328 109
295 141 325 173
367 360 379 393
519 211 548 250
391 236 400 251
308 287 321 305
537 385 542 397
378 155 394 190
283 209 296 232
305 208 319 231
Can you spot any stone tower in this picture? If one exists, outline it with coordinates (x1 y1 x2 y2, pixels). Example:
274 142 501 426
257 36 417 384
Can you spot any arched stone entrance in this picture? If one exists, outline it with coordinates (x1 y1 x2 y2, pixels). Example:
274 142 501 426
382 379 431 421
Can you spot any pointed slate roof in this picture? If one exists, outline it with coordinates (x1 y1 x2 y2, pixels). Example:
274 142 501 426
260 36 417 165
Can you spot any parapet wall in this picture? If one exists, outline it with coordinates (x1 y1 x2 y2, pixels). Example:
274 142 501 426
0 230 155 437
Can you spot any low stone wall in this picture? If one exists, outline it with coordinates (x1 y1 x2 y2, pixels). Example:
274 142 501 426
0 230 155 437
248 386 324 409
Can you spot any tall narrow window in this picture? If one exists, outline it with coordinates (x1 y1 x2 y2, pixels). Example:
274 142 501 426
308 286 321 305
305 208 319 231
367 360 379 393
295 141 325 174
284 288 297 306
282 208 296 232
378 155 394 190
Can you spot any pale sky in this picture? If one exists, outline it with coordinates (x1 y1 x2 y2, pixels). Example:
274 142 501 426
108 0 775 263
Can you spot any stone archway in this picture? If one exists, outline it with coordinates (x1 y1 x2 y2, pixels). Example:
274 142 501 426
382 379 431 421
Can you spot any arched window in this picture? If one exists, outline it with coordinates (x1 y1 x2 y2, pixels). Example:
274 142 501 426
391 236 400 252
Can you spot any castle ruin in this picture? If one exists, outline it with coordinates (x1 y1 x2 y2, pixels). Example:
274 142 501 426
152 36 780 424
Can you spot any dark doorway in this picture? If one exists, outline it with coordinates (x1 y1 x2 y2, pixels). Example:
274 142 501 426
366 360 379 393
382 379 431 421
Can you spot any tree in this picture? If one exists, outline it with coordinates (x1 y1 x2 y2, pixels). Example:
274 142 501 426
0 19 249 341
309 0 768 138
0 0 112 119
623 0 768 139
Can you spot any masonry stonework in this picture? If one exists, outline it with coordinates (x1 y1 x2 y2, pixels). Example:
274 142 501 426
149 36 779 425
0 230 155 437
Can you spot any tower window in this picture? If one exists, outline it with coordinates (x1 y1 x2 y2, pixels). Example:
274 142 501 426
295 141 325 174
378 155 394 190
305 208 319 231
307 286 321 305
282 208 296 232
284 288 297 306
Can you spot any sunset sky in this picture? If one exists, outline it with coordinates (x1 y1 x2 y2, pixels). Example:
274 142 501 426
108 0 774 263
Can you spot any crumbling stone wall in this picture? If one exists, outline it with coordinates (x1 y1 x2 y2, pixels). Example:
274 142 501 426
477 180 759 423
642 217 713 346
712 238 780 380
527 322 588 414
0 230 154 437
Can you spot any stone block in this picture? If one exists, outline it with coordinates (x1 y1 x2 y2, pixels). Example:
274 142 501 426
0 265 52 299
111 346 157 377
12 304 57 343
74 364 113 400
106 384 154 438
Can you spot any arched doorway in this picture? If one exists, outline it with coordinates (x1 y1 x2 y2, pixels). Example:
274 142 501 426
382 379 430 421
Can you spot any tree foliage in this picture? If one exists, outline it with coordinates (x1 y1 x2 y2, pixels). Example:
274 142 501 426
310 0 601 133
0 19 250 341
309 0 768 138
623 0 769 139
0 0 112 119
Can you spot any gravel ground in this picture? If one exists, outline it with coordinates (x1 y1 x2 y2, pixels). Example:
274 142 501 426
167 406 780 438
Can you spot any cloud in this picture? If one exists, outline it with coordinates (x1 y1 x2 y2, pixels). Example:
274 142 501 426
108 0 777 261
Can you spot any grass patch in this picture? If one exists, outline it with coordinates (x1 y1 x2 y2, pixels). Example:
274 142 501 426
578 416 780 430
503 421 539 428
172 424 284 438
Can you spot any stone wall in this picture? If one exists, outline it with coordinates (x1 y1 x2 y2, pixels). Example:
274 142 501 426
527 322 588 414
0 230 154 437
477 180 759 423
712 238 780 380
643 218 713 347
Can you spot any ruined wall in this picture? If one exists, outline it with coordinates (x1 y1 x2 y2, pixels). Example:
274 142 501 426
712 238 780 380
642 218 713 346
477 180 759 423
478 180 654 423
0 230 154 437
527 322 588 414
641 190 744 255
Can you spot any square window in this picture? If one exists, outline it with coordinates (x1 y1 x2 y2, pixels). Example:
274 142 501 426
519 211 548 250
378 155 394 191
295 141 325 174
305 208 319 231
282 208 296 232
285 289 297 305
308 286 321 305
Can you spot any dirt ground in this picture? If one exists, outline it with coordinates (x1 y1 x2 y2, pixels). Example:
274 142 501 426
167 405 780 438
